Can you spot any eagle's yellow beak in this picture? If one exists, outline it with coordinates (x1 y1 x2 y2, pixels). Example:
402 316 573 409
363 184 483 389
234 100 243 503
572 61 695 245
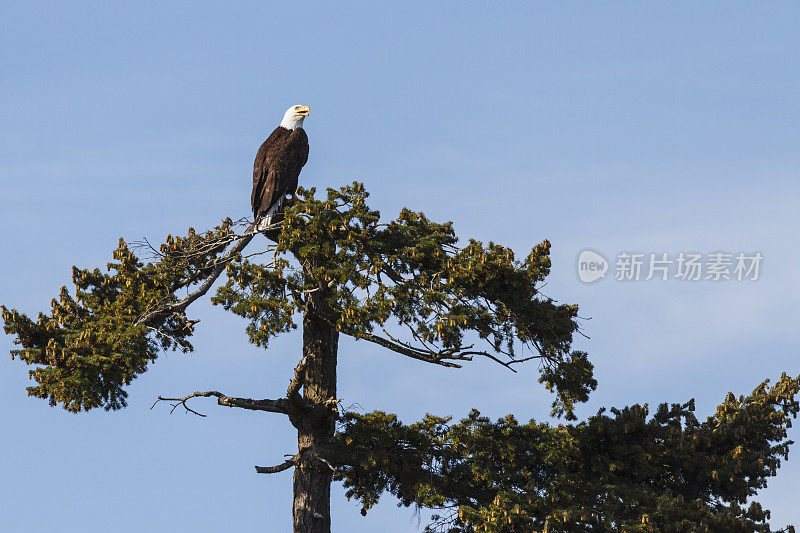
298 106 310 117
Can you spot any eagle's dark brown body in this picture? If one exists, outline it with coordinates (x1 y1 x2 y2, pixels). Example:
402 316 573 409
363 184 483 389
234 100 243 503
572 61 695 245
251 126 309 223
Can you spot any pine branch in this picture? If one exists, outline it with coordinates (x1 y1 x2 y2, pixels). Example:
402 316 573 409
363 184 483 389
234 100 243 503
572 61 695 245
136 221 272 327
328 444 492 505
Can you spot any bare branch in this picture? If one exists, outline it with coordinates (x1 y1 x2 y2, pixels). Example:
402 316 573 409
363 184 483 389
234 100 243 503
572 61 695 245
455 351 545 373
353 332 468 368
255 458 297 474
348 330 542 373
150 393 210 417
150 390 290 417
254 446 337 475
506 354 543 366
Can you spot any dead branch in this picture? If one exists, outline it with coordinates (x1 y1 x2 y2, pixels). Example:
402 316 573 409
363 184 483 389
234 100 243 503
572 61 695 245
254 444 338 475
350 330 542 372
455 351 543 373
150 390 290 417
354 332 468 368
255 457 297 474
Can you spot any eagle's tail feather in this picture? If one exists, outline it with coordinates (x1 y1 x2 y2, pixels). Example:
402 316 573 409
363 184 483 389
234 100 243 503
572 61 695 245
256 196 285 231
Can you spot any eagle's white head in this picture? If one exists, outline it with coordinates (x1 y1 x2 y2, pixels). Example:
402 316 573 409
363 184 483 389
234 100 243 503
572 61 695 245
280 104 310 130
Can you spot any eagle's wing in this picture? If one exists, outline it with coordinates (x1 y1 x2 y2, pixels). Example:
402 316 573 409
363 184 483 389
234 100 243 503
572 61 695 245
251 128 289 218
251 142 268 216
286 128 309 193
251 127 309 221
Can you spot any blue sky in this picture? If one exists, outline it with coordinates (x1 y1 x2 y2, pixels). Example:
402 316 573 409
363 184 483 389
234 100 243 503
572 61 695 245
2 2 799 531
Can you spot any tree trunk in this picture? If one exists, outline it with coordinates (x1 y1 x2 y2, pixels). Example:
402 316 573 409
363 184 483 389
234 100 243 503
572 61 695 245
293 284 338 533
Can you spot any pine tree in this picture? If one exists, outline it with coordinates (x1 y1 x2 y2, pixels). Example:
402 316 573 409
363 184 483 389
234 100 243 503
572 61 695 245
3 183 796 532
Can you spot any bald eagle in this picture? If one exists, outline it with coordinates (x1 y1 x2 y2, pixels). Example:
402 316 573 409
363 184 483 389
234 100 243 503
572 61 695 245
251 105 310 229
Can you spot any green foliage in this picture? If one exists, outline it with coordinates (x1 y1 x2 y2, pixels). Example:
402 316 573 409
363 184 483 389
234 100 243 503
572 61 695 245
1 220 240 411
333 374 800 532
3 181 797 533
214 183 594 417
4 184 591 417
